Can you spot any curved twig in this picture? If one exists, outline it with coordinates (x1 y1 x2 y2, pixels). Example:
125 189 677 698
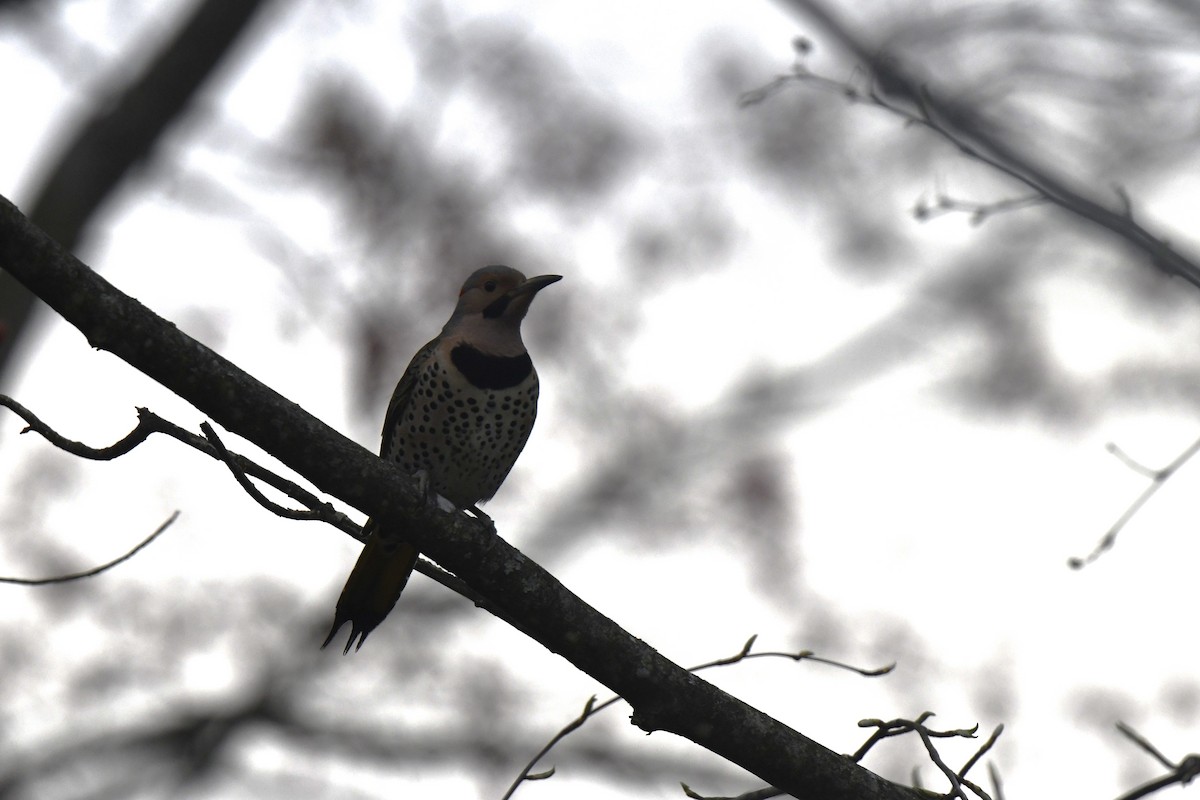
0 511 179 585
1 394 154 459
2 395 362 540
201 421 322 521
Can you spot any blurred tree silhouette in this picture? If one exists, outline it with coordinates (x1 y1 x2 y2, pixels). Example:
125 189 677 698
0 0 274 388
2 0 1200 798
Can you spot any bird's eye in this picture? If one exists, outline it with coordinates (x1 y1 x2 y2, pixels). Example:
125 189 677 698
484 280 498 292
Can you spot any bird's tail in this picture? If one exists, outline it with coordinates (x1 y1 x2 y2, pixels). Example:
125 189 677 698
322 523 419 654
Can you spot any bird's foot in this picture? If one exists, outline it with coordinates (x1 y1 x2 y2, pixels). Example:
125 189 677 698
413 469 458 514
467 504 497 534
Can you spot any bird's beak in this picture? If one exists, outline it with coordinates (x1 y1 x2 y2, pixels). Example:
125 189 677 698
511 274 563 297
483 274 561 320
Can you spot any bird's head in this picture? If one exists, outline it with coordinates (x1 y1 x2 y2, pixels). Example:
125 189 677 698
442 265 562 352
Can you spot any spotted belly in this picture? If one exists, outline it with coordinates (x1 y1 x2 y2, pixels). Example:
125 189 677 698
384 356 539 508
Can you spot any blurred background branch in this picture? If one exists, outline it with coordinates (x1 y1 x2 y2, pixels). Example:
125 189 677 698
776 0 1200 289
0 0 274 387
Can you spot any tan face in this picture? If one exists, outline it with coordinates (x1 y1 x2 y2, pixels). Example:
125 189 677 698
452 266 562 323
441 266 562 355
455 267 529 316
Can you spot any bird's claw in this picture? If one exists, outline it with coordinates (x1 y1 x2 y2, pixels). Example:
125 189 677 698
468 504 497 534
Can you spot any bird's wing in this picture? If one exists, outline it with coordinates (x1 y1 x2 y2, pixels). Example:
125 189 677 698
380 338 439 456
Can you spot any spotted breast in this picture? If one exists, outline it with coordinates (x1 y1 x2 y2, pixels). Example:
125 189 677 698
384 341 540 508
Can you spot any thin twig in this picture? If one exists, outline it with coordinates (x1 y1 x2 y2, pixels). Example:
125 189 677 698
854 713 999 800
691 633 896 676
503 636 894 799
1117 722 1177 771
1 394 534 635
958 724 1003 782
1069 435 1200 568
1 393 153 459
499 697 597 800
768 1 1200 289
742 60 1057 231
914 724 970 800
201 421 320 521
987 762 1004 800
912 192 1047 226
853 712 979 761
0 511 179 585
1113 722 1200 800
1 395 362 540
681 784 784 800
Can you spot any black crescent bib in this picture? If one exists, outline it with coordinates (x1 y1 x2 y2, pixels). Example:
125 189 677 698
450 343 534 390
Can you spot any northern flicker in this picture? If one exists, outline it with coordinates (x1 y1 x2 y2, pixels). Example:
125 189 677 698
323 265 561 654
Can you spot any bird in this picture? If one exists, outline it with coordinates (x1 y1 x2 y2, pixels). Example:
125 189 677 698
323 265 561 654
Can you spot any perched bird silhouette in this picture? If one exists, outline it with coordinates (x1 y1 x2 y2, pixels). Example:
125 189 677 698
323 266 561 654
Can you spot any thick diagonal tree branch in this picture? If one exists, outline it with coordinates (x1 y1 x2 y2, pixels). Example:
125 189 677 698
0 194 920 800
